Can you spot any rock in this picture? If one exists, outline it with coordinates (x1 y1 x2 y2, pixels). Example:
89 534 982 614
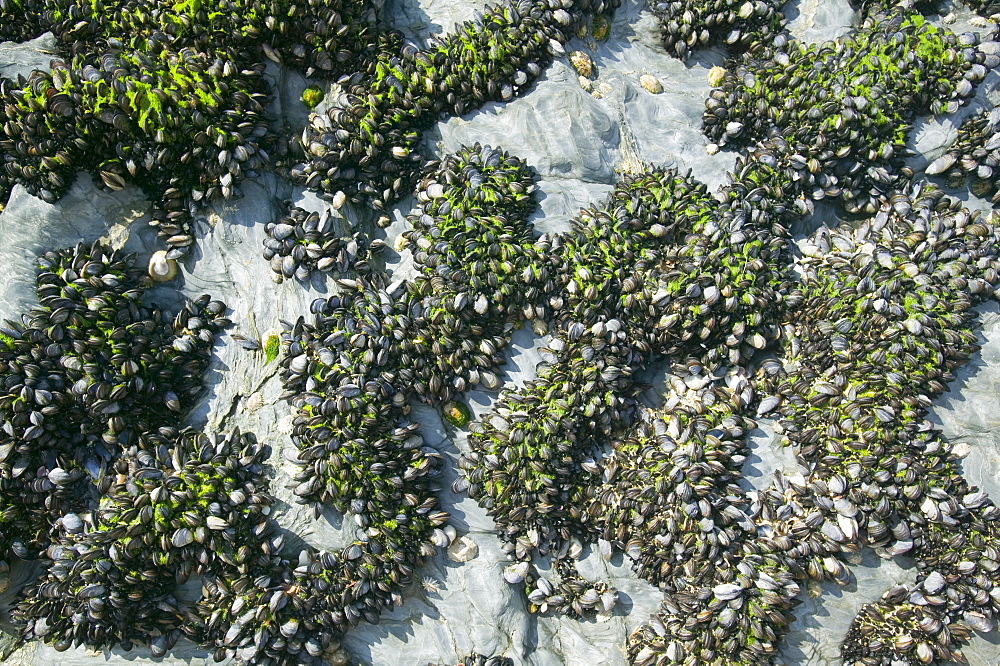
0 33 57 80
785 0 854 44
447 535 479 562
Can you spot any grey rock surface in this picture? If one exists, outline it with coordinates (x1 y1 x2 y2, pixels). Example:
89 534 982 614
0 33 57 80
2 1 1000 665
784 0 856 44
930 301 1000 666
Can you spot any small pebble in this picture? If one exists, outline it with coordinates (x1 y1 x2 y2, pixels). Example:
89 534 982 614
447 535 479 562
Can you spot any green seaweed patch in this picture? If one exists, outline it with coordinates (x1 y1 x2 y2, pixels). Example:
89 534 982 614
263 332 281 363
442 400 472 427
301 85 324 109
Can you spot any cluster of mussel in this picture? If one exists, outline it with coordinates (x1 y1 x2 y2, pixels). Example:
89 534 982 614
0 242 453 665
7 2 1000 666
649 0 786 60
752 183 1000 666
189 482 449 666
0 0 54 44
0 0 383 255
926 102 1000 202
968 0 1000 14
13 427 277 655
0 49 272 257
618 397 807 666
277 140 589 617
459 151 789 560
848 0 944 17
441 7 1000 666
257 0 619 285
0 0 621 266
0 241 228 568
0 243 354 659
3 0 384 79
403 144 549 330
262 204 386 281
623 153 1000 666
636 14 1000 666
466 136 812 660
460 655 514 666
704 11 994 215
288 0 619 209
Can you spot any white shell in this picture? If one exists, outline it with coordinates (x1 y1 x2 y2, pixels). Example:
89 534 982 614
447 535 479 562
923 571 946 594
246 393 265 411
951 441 971 458
713 582 742 600
503 561 530 584
707 66 727 87
431 529 451 548
277 414 295 434
148 250 178 282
